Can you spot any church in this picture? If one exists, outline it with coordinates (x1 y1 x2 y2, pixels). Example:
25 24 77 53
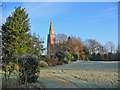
47 21 57 55
47 21 85 60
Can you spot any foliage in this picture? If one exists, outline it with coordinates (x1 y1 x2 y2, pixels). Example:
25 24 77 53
40 55 49 62
39 61 48 67
18 54 40 84
48 35 86 60
47 61 53 66
57 61 63 65
72 52 78 61
96 53 104 60
63 60 68 64
50 60 58 66
66 36 73 54
66 36 85 60
85 57 89 61
2 62 15 79
83 46 90 59
2 6 31 80
47 55 58 66
2 7 46 86
104 54 107 60
108 52 113 60
27 33 46 57
85 39 105 55
71 56 74 61
65 51 71 61
2 6 31 58
55 51 65 62
115 48 120 61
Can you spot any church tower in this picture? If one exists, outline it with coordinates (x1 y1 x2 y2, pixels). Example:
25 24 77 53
47 21 56 55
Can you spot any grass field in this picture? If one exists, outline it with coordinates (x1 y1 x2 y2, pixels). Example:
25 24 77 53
39 61 119 88
0 61 119 88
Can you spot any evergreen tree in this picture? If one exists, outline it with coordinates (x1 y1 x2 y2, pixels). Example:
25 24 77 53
66 36 73 54
2 6 30 60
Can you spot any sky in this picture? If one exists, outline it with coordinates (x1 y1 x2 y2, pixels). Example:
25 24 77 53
2 2 118 51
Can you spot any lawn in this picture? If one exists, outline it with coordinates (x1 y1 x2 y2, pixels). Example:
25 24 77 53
0 61 119 88
40 61 119 88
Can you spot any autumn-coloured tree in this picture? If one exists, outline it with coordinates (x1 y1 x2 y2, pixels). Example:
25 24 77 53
66 36 85 60
51 34 86 60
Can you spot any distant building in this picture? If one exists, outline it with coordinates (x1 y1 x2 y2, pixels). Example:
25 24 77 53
47 21 86 60
47 22 56 55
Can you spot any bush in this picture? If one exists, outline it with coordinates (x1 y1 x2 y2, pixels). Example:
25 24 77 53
57 61 63 65
73 52 78 61
71 56 74 61
40 55 49 62
39 61 48 67
85 57 89 61
47 60 58 66
63 60 68 64
55 51 65 62
52 60 58 66
47 55 58 66
18 54 40 84
65 51 71 61
47 61 53 66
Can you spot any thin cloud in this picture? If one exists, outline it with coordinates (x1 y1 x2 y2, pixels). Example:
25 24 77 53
23 2 68 21
83 6 117 24
98 6 117 18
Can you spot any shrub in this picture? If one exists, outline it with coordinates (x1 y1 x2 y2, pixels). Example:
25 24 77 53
73 52 78 61
40 55 49 62
85 57 89 61
51 60 58 66
2 62 15 79
57 61 63 65
63 60 68 64
65 51 71 61
18 54 40 84
47 60 58 66
47 61 53 66
39 61 48 67
55 51 65 62
47 55 58 66
71 56 74 61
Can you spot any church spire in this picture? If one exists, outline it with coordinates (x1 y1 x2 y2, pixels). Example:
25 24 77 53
47 21 56 55
49 21 54 35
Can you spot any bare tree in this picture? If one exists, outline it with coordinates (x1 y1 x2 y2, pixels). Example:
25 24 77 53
106 41 115 53
70 35 82 43
56 33 67 44
85 39 97 54
85 39 105 55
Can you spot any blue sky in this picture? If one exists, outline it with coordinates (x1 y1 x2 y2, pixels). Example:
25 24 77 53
2 2 118 51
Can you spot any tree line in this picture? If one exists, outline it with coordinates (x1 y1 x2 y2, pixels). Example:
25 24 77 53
54 34 119 61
